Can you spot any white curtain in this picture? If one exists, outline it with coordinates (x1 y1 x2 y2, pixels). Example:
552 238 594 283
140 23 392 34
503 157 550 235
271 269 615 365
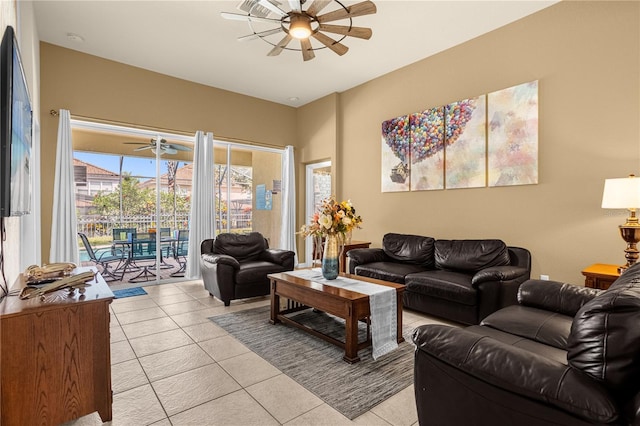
185 131 215 279
279 146 297 259
49 110 79 264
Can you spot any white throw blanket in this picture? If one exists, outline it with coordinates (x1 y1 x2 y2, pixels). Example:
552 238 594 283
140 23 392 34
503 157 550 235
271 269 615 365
285 269 398 360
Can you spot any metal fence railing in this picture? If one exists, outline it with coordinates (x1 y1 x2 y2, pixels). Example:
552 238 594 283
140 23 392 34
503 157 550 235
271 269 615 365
77 212 252 239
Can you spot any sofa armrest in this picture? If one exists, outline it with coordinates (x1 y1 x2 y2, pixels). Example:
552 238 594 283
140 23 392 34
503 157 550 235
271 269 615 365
346 248 386 265
346 248 388 274
262 249 295 269
413 325 618 423
517 280 602 317
201 253 240 269
471 266 529 287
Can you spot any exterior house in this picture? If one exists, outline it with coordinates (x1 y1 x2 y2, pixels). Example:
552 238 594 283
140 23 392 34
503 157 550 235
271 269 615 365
73 158 119 215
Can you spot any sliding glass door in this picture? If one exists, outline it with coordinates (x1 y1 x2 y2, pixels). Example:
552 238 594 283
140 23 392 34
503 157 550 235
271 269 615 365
74 149 192 282
213 143 283 247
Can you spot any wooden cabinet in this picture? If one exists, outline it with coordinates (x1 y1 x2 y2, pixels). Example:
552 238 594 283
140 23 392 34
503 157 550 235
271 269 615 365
0 268 114 425
581 263 620 290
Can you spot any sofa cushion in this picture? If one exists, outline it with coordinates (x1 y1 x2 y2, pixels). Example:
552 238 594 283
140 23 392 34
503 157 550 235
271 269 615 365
382 233 435 268
406 270 476 306
567 266 640 392
466 325 568 365
214 232 266 262
235 260 287 285
481 305 573 350
435 239 510 273
355 262 427 284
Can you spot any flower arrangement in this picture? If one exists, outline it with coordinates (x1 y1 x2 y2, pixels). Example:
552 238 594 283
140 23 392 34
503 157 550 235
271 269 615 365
299 196 363 239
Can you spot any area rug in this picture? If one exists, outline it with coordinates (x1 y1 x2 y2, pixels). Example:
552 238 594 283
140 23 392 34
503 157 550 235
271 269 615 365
112 287 148 298
209 305 415 420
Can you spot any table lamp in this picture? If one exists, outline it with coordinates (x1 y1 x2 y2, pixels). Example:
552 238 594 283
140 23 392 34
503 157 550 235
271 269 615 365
601 174 640 273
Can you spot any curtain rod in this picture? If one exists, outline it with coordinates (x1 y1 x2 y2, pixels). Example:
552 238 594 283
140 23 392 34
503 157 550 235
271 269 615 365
49 109 287 150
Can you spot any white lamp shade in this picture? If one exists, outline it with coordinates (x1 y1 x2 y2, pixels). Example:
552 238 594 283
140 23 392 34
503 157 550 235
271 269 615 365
602 177 640 208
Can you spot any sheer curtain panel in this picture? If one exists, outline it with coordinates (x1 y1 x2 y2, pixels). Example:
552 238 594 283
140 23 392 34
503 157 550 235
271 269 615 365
49 110 80 264
280 145 297 260
185 131 215 279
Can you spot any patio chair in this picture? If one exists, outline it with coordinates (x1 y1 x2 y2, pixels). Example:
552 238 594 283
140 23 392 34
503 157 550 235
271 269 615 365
170 229 189 277
127 232 162 283
112 227 137 242
149 227 174 268
78 232 126 282
112 227 138 257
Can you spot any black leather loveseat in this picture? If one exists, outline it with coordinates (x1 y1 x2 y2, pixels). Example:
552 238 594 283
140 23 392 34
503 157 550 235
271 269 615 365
412 262 640 425
347 233 531 324
200 232 295 306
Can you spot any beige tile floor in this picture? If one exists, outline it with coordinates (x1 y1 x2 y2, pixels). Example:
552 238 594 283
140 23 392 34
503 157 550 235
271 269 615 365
67 280 457 426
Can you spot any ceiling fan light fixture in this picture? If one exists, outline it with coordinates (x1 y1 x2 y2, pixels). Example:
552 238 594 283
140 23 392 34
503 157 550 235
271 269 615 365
289 14 312 39
224 0 377 60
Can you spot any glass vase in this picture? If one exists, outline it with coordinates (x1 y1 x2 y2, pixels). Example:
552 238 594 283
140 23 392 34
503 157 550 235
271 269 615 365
322 234 340 280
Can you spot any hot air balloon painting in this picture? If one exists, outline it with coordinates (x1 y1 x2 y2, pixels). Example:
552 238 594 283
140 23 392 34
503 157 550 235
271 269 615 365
488 81 538 187
443 96 487 189
381 115 411 192
381 80 538 193
409 107 445 191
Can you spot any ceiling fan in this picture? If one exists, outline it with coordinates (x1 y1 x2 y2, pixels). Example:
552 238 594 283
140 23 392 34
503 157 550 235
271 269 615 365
222 0 377 61
124 138 192 156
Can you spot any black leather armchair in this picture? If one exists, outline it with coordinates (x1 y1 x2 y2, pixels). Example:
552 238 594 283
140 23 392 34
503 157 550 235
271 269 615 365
200 232 295 306
412 262 640 425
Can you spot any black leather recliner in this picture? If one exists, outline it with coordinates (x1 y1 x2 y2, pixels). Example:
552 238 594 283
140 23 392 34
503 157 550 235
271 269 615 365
412 262 640 425
200 232 295 306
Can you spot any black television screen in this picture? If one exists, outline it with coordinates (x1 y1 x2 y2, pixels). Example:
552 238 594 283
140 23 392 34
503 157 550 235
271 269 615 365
0 25 32 217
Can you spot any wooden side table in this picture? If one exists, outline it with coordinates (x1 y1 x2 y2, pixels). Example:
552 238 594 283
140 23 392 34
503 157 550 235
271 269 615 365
341 240 371 273
581 263 621 290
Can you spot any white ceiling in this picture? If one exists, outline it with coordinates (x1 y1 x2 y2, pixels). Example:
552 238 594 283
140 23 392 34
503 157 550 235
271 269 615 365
33 0 557 107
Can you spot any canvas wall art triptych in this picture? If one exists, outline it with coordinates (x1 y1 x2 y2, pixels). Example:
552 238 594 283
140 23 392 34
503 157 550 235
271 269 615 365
381 80 538 192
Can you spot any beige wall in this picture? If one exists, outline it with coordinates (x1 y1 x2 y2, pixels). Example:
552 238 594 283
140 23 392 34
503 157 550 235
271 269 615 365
301 1 637 283
39 43 297 262
295 93 338 260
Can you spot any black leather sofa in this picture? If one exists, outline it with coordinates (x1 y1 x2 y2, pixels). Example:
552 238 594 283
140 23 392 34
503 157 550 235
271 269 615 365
412 262 640 425
200 232 295 306
347 233 531 324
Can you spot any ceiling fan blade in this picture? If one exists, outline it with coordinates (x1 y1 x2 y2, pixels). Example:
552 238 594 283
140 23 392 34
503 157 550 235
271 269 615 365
238 27 283 41
300 38 315 61
312 32 349 56
288 0 301 11
133 146 153 152
316 1 377 23
268 34 293 56
123 142 148 145
221 12 281 25
166 144 192 152
256 0 288 17
305 0 331 16
318 24 372 39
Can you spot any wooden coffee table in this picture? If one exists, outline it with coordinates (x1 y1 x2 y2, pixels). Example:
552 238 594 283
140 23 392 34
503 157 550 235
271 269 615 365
268 271 405 363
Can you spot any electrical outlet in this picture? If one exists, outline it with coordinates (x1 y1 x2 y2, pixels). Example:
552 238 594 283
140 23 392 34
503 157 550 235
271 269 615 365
540 274 550 281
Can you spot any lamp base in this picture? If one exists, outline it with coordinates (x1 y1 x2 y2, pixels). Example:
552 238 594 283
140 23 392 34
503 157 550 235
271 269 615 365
618 225 640 272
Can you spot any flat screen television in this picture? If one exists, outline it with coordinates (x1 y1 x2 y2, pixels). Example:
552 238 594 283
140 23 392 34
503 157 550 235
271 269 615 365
0 25 32 217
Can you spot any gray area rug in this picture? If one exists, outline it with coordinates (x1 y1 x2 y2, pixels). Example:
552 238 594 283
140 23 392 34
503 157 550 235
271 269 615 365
209 305 415 420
